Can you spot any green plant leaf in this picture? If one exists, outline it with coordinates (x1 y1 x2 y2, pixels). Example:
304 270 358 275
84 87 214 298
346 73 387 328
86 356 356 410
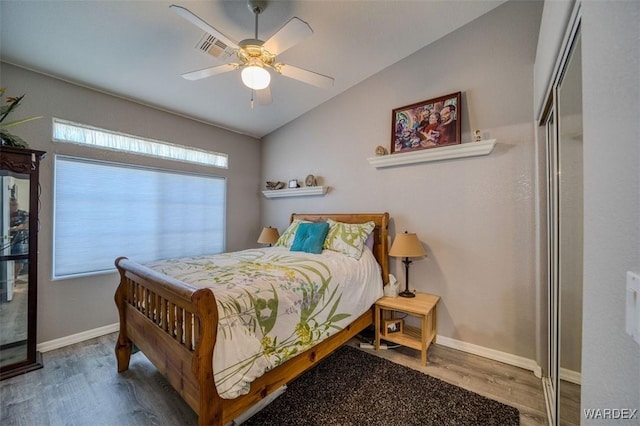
0 94 24 123
1 116 42 128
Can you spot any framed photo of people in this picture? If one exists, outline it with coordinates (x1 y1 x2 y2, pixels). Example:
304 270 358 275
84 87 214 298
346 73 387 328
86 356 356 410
391 92 461 154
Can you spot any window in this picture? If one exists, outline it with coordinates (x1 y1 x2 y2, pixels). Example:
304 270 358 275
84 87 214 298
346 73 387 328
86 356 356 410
52 118 228 169
53 156 226 279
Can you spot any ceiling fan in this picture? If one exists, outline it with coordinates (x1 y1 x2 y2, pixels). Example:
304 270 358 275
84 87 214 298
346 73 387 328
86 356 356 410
171 0 334 106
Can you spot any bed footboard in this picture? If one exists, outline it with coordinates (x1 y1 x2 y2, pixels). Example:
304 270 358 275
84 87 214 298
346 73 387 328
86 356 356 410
114 257 223 425
114 256 374 426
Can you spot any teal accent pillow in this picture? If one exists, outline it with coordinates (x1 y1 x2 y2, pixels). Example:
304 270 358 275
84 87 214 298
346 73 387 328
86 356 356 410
290 222 330 254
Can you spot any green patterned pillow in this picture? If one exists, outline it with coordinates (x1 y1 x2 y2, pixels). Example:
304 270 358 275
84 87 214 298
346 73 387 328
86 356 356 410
275 219 311 248
323 219 376 259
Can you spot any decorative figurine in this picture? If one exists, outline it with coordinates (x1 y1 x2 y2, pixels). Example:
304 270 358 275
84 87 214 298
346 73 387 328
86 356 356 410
266 181 286 190
305 174 317 187
375 145 388 156
474 130 482 142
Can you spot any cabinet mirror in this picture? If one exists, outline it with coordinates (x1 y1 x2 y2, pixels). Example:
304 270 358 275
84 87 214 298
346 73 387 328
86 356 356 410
0 147 45 379
1 173 31 368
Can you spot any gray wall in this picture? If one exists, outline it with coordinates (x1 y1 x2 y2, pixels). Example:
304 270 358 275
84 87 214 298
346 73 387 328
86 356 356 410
261 1 543 360
580 0 640 417
1 63 261 343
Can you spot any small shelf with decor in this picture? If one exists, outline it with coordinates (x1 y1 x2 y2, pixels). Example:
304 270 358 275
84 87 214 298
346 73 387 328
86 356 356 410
367 139 496 169
262 186 328 199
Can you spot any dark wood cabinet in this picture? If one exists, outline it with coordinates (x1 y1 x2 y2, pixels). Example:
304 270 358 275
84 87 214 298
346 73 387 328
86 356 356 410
0 146 46 380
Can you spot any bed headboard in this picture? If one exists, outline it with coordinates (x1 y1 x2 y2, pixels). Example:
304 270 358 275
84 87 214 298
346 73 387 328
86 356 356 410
290 213 390 285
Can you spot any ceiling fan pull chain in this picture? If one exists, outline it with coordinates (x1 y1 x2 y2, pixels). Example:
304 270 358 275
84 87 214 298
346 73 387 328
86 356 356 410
250 90 255 110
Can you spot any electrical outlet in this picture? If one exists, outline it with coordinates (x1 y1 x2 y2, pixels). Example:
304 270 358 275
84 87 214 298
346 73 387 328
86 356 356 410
626 271 640 345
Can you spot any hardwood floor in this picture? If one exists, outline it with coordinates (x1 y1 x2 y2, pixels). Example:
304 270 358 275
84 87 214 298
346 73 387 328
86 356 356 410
1 333 198 425
0 333 548 425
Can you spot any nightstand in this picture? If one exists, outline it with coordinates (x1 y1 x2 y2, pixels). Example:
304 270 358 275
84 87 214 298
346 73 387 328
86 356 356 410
375 292 440 365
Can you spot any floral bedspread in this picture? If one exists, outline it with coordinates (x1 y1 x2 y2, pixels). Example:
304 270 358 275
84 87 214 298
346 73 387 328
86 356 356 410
145 246 383 399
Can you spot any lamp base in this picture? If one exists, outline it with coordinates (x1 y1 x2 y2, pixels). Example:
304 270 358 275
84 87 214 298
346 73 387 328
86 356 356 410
398 289 415 298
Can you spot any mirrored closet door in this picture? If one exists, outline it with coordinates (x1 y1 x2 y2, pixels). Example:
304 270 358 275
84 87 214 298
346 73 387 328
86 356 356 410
556 29 583 426
543 20 583 426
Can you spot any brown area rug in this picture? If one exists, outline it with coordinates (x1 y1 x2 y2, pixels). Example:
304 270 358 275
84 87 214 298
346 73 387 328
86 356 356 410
244 345 519 425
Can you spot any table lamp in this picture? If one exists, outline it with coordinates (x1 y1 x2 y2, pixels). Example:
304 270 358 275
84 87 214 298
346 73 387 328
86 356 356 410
389 231 427 298
257 226 280 246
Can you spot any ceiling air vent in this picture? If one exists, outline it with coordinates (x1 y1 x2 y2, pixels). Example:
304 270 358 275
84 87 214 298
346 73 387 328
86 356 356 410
196 33 234 59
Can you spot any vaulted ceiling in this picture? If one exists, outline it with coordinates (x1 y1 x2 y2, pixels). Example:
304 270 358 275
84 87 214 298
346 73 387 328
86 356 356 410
1 1 504 138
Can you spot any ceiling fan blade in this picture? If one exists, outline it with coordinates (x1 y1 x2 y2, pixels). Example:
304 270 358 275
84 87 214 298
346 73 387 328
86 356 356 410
181 63 237 80
276 64 334 89
170 4 239 50
263 17 313 55
256 87 272 105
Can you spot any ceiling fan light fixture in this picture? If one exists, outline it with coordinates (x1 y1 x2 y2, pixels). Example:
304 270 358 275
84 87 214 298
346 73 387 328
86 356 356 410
173 3 333 95
241 65 271 90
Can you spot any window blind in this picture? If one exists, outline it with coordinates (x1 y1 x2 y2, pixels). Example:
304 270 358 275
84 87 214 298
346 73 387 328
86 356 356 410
52 118 228 169
53 156 226 279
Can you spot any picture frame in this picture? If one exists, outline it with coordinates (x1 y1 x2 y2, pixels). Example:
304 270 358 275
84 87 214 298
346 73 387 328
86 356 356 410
391 91 462 154
383 318 404 335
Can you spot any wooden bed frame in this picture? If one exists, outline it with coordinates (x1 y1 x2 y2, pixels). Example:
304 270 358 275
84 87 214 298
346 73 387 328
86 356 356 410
114 212 389 426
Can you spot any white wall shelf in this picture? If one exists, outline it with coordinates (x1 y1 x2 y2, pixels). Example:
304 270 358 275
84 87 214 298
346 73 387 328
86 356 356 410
367 139 497 168
262 186 328 199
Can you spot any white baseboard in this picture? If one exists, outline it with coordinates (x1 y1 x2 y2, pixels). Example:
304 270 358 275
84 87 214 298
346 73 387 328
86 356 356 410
37 323 119 353
436 334 543 378
559 367 581 385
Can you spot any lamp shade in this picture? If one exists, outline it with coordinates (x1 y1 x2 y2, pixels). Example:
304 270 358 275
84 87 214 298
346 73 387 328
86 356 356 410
241 65 271 90
257 226 280 245
389 232 426 258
